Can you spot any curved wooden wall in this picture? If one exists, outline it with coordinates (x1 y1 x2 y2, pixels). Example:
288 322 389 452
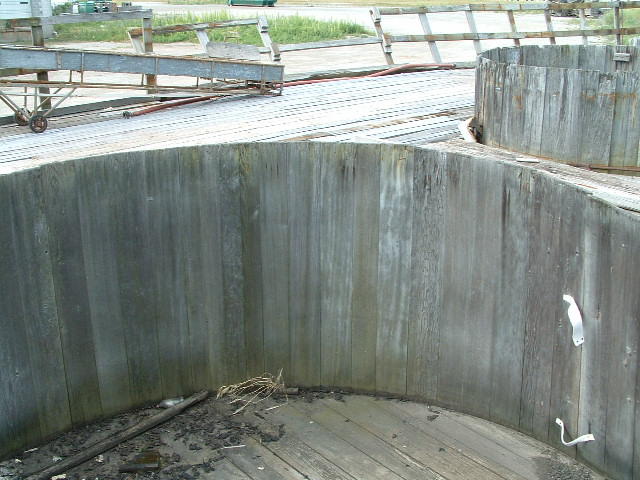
475 45 640 170
0 143 638 479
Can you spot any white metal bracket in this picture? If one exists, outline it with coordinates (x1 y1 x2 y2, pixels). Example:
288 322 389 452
563 294 584 346
555 418 595 446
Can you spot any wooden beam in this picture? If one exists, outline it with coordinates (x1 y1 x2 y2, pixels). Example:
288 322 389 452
579 8 588 45
506 11 520 47
127 18 258 38
376 2 640 15
277 37 382 53
370 7 394 65
388 27 640 42
465 10 482 54
543 10 556 45
418 13 442 63
8 10 153 27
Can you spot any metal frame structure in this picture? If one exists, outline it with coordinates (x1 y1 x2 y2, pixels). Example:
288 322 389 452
0 45 284 132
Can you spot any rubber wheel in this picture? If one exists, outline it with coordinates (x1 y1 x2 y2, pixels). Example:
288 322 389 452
29 114 48 134
13 112 29 126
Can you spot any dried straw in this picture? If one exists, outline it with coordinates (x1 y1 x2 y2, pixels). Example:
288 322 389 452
216 369 286 415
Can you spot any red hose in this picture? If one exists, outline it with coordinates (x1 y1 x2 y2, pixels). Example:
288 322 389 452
124 95 220 118
282 63 456 87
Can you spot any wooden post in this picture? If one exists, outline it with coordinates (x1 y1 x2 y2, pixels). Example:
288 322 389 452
579 8 588 46
418 13 442 63
544 9 557 45
370 8 394 65
506 11 520 47
465 10 482 55
614 5 622 45
31 24 51 111
258 16 280 62
142 15 156 91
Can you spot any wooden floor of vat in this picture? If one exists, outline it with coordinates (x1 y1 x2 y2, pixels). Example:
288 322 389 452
4 394 602 480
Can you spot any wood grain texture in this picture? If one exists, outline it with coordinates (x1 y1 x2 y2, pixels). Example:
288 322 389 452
76 157 133 414
112 152 163 407
41 161 104 425
350 144 381 392
375 144 414 395
288 143 322 387
406 148 446 400
219 147 247 384
259 143 290 377
479 45 640 169
320 144 356 387
1 142 639 479
239 144 266 379
0 174 42 454
519 173 562 442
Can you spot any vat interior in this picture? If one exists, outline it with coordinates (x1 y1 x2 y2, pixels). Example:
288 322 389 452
1 142 638 479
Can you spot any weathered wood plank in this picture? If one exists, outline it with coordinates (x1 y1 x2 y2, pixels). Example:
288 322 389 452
288 143 322 387
265 402 405 480
578 71 615 164
350 144 380 392
489 165 531 428
576 201 610 471
437 155 501 419
128 18 258 37
239 144 265 379
406 148 446 400
179 147 225 391
290 399 444 480
112 152 163 406
323 396 504 479
320 144 356 387
389 27 640 43
519 175 562 442
377 3 640 14
145 150 191 398
601 212 639 479
375 144 414 395
547 189 585 456
610 73 640 167
259 143 290 377
219 146 247 384
76 157 133 414
0 174 42 455
417 13 443 63
41 161 103 424
9 170 71 440
392 400 538 479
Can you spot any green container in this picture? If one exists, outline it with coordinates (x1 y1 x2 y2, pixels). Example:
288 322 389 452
227 0 276 6
77 1 95 13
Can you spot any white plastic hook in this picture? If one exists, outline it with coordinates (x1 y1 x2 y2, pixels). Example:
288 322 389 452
555 418 595 446
563 294 584 346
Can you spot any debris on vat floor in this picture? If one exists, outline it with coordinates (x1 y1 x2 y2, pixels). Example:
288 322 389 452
0 395 287 480
534 449 594 480
0 390 602 480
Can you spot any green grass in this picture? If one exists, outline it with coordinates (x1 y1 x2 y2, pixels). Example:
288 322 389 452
589 8 640 44
53 11 370 43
